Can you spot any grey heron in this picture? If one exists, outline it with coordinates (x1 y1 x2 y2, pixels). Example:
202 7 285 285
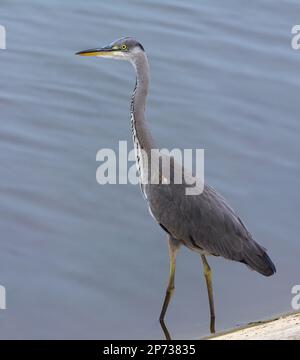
76 37 276 338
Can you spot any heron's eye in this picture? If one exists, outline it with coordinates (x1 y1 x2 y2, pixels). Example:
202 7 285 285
121 44 127 50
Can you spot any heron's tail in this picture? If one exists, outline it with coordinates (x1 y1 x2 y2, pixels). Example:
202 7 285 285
241 242 276 277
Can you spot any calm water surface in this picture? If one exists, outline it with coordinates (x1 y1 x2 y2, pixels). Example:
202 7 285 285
0 0 299 339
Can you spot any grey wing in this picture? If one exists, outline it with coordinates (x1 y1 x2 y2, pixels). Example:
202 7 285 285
147 181 275 277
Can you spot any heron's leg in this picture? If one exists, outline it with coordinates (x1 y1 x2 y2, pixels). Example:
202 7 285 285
159 237 180 339
201 254 216 334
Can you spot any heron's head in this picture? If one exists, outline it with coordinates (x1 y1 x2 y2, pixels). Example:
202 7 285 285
76 37 145 62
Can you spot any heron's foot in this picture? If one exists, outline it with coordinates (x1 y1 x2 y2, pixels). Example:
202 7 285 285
210 315 216 334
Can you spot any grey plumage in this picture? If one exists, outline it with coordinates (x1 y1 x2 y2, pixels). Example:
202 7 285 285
148 180 275 277
76 37 276 336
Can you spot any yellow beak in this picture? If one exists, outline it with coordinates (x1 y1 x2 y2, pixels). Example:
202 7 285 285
75 46 117 57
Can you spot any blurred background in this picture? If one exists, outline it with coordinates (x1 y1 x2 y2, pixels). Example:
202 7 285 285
0 0 299 339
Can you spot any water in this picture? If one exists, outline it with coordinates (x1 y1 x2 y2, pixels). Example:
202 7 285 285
0 0 299 339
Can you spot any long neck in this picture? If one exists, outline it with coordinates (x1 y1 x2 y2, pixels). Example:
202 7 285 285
130 52 155 156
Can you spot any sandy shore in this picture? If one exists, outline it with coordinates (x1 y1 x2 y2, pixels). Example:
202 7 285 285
208 312 300 340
